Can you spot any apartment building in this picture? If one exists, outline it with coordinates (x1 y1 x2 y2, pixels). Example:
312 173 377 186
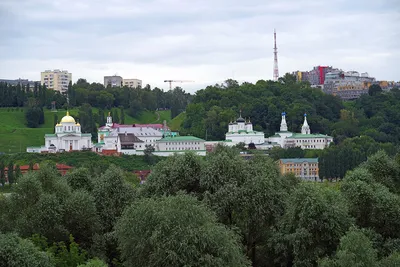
104 75 123 87
279 158 319 181
41 70 72 94
0 78 38 87
123 79 142 88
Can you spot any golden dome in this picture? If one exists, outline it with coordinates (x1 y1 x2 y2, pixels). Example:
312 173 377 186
60 111 76 123
76 123 81 126
56 123 62 126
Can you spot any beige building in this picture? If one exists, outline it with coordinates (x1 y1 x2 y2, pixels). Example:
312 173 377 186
279 158 319 181
123 78 142 88
41 70 72 94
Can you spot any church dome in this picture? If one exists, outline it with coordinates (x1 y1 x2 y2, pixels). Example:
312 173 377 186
60 111 76 123
236 116 245 123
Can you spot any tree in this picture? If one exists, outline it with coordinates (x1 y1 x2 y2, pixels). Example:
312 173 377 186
116 194 250 267
368 84 383 96
273 183 352 266
78 259 108 267
319 227 379 267
7 161 14 185
142 152 203 197
54 113 59 127
143 144 155 164
14 164 22 183
64 167 94 192
120 106 125 124
0 233 54 267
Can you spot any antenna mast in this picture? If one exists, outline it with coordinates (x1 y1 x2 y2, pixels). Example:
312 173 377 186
273 29 279 81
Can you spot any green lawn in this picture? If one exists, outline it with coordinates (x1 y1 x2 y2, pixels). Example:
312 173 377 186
170 112 186 131
0 108 180 154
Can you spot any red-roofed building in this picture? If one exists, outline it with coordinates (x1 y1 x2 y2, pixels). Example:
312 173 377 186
4 163 73 180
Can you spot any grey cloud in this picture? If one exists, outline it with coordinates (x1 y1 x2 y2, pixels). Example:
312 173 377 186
0 0 399 84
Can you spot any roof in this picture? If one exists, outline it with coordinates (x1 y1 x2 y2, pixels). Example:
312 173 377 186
99 123 167 130
5 163 72 171
280 158 319 164
118 133 143 144
45 134 57 137
289 133 332 139
158 136 205 142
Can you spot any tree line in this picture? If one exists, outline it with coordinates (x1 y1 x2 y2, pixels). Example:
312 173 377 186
2 147 400 266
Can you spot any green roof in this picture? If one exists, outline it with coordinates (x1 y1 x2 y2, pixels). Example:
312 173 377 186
158 136 205 142
280 158 318 163
44 134 56 137
290 133 332 139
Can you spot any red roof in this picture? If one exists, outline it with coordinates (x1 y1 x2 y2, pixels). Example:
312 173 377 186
5 163 71 171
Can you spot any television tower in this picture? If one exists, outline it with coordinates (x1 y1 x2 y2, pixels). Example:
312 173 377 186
273 29 279 81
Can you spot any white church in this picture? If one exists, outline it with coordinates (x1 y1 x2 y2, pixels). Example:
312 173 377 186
27 111 93 153
268 112 333 149
225 112 265 145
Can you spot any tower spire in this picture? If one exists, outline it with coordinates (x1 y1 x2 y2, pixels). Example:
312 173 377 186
301 113 310 134
273 29 279 81
280 112 287 132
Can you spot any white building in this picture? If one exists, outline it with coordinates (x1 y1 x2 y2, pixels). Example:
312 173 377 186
27 111 92 153
226 113 265 145
41 70 72 94
155 136 206 156
95 113 206 156
123 79 142 88
268 112 333 149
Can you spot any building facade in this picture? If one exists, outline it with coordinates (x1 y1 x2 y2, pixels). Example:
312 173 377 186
27 111 92 153
226 113 265 145
104 75 123 87
268 113 333 149
323 70 376 100
155 136 206 156
41 70 72 94
96 114 206 156
279 158 319 181
123 79 142 88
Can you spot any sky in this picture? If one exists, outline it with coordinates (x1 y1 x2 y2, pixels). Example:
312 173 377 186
0 0 399 93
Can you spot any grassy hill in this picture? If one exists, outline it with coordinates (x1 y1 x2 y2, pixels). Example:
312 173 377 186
0 108 178 154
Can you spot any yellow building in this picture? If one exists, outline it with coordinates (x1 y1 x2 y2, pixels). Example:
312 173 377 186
41 69 72 94
279 158 319 181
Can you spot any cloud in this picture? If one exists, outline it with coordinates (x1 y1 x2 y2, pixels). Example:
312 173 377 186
0 0 399 93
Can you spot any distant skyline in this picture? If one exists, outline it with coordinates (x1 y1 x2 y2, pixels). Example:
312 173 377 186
0 0 399 93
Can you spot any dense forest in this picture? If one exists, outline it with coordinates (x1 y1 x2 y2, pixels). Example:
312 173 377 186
0 79 191 121
1 147 400 266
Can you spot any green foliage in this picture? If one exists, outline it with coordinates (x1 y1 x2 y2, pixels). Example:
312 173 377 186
0 233 54 267
143 144 155 164
368 84 383 96
319 227 378 267
47 235 88 267
78 258 108 267
274 183 353 266
142 152 204 197
116 194 250 267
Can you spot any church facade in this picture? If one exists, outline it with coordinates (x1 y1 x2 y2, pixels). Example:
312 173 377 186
268 112 333 149
27 111 92 153
225 113 265 145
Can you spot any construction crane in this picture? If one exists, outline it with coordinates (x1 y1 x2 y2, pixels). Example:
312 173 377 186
164 80 194 90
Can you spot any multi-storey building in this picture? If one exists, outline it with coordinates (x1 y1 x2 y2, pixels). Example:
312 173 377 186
123 79 142 88
104 75 123 87
323 70 376 100
293 66 337 86
279 158 319 181
41 70 72 93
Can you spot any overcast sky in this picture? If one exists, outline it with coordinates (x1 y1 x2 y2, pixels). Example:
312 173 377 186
0 0 399 93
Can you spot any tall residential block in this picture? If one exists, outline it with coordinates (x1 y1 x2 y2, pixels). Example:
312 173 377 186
123 78 142 88
41 70 72 94
104 75 123 88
